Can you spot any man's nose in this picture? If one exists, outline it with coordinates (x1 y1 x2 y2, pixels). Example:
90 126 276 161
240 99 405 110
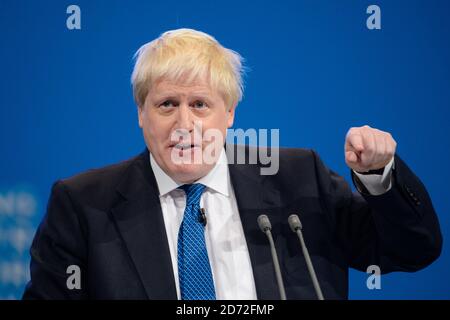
175 104 194 132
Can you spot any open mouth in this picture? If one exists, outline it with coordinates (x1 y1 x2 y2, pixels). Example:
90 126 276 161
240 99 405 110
169 143 200 150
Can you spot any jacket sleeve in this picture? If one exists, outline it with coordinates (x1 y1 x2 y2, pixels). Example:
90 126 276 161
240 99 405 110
22 180 88 299
312 151 442 274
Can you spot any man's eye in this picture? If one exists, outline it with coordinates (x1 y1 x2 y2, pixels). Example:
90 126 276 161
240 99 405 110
192 101 207 109
160 100 177 108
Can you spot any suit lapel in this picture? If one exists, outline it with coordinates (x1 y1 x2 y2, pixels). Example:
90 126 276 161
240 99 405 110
228 148 283 300
110 149 177 299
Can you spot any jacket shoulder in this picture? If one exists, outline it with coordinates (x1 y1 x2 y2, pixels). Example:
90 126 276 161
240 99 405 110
278 147 315 160
230 144 315 163
54 152 145 208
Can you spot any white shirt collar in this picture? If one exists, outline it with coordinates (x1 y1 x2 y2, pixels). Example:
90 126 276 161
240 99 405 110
149 148 230 197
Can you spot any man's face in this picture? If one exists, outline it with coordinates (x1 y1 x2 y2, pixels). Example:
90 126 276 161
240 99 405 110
138 76 235 183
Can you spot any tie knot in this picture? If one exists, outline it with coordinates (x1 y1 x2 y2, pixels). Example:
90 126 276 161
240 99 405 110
179 183 206 206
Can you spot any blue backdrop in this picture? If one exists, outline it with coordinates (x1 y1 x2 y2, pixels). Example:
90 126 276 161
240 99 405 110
1 0 449 299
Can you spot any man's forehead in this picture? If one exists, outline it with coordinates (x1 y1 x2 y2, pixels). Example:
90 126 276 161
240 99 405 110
151 79 215 96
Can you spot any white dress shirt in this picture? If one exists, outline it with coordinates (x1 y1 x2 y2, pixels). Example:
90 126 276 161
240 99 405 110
150 149 258 299
149 148 394 300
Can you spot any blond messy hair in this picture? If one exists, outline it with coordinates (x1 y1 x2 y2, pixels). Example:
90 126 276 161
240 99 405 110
131 28 245 109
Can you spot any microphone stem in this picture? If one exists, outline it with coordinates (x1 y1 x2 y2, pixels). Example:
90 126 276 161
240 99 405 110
265 230 287 300
296 229 324 300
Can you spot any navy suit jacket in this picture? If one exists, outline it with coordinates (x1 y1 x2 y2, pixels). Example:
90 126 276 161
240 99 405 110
23 146 442 299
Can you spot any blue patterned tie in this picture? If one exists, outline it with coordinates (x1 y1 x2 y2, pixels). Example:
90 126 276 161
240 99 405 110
177 183 216 300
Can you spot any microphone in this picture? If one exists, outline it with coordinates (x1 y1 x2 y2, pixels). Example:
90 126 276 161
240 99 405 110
257 214 287 300
199 208 207 226
288 214 324 300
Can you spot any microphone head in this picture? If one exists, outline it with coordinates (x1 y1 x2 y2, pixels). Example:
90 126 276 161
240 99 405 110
199 208 207 226
257 214 272 232
288 214 302 232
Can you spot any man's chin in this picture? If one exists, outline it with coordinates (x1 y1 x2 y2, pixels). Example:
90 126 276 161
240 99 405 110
168 164 212 184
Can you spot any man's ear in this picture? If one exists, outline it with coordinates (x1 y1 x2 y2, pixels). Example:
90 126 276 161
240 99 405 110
138 105 144 128
227 105 236 128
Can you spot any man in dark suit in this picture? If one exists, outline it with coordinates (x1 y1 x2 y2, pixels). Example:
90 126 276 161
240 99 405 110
23 28 442 300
